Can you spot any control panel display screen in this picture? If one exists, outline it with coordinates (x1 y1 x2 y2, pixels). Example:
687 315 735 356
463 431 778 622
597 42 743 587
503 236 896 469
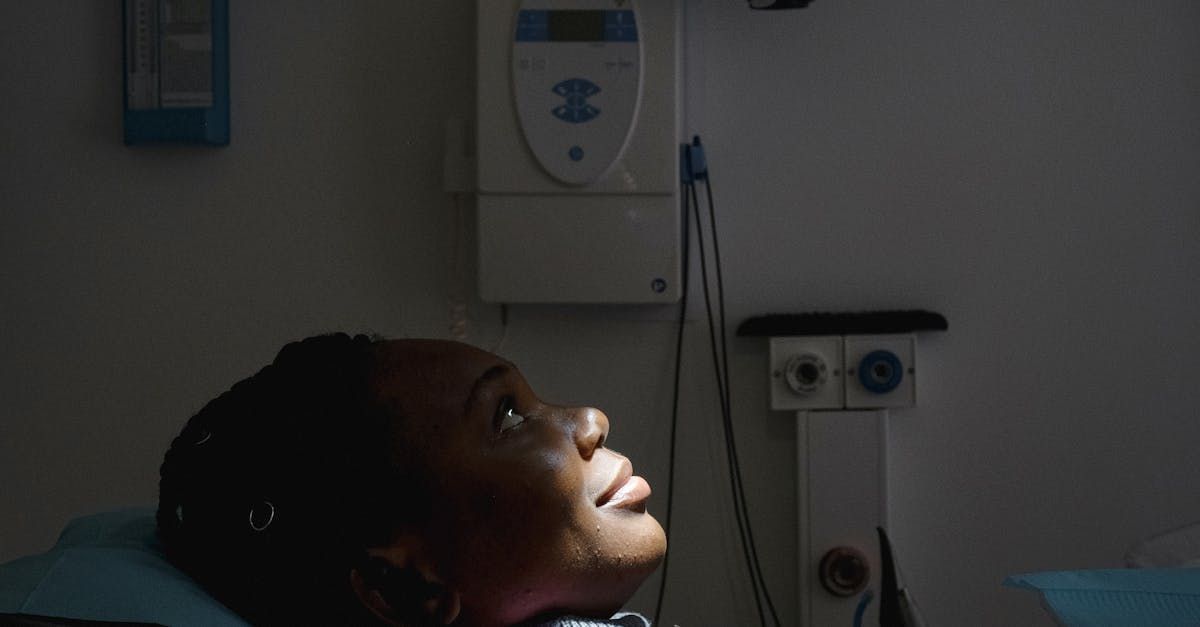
547 10 605 42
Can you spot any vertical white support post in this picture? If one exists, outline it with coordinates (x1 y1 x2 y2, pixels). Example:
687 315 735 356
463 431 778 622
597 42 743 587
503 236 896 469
796 410 888 626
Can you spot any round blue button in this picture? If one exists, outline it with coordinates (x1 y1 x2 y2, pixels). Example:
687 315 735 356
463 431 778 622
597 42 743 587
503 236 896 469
569 146 584 161
858 350 904 394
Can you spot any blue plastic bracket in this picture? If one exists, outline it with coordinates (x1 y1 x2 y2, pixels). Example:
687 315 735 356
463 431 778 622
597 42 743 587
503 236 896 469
680 135 708 183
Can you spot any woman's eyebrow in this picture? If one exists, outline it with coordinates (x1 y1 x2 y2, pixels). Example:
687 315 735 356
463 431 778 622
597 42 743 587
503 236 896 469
464 364 512 413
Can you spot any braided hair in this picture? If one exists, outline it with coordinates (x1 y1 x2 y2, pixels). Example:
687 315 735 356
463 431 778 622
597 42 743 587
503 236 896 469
157 333 412 625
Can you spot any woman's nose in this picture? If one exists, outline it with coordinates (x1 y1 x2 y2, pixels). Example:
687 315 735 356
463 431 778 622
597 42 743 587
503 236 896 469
573 407 609 459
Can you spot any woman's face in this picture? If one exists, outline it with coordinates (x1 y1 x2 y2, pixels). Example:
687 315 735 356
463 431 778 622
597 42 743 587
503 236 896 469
370 340 666 626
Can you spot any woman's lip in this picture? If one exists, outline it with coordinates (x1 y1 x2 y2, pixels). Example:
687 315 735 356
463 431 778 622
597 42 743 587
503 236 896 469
596 459 633 507
601 476 651 511
597 460 651 510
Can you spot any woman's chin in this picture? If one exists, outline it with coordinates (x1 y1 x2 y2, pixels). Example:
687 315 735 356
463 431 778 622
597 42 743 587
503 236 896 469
627 511 669 570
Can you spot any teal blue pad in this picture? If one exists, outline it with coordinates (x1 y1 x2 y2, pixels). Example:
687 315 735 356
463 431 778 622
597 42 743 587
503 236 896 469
0 509 247 627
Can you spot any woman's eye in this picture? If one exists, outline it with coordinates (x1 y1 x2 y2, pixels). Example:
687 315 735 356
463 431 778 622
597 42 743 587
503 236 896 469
497 397 526 432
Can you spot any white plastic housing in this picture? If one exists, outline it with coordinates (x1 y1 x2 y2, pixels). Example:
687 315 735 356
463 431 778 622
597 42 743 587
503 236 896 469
770 336 844 410
843 334 916 409
476 0 680 304
511 0 642 185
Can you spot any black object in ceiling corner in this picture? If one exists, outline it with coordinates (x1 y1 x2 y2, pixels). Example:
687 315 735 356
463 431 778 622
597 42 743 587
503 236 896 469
736 310 949 337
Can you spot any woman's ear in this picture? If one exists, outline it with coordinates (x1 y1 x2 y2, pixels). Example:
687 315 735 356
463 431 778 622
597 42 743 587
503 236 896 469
350 543 462 626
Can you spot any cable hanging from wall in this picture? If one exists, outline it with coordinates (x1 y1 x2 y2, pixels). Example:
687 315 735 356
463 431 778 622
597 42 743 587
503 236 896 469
656 137 782 627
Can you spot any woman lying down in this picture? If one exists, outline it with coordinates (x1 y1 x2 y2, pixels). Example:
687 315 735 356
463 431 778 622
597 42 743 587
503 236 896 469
157 334 667 626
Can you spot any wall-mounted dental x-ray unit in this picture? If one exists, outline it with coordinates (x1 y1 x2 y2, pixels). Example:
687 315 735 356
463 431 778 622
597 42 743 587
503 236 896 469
476 0 680 304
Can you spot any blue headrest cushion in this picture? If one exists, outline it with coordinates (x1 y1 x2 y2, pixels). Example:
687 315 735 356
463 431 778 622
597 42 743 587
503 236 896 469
0 509 248 626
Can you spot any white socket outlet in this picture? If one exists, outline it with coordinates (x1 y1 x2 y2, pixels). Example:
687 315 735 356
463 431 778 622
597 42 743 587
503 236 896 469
843 334 916 409
770 336 844 410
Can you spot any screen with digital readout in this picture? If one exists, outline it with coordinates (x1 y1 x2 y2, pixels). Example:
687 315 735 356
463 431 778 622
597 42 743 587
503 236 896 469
547 10 606 42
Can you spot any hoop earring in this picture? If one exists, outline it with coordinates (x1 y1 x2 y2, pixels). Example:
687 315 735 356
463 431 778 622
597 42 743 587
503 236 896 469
249 500 275 532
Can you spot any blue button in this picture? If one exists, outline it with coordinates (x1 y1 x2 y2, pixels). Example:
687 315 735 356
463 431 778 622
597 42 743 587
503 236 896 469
569 146 584 161
516 26 548 41
604 10 635 26
519 9 547 24
605 26 639 42
516 10 548 41
604 11 638 42
551 78 602 124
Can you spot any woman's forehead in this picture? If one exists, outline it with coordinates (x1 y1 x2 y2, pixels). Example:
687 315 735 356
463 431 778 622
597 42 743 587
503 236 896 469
371 339 511 409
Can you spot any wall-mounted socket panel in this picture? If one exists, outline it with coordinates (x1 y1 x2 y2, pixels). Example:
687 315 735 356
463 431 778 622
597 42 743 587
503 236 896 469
844 334 916 409
770 336 844 410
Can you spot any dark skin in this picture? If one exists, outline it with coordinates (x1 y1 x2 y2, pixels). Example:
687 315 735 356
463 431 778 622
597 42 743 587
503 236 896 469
350 340 667 627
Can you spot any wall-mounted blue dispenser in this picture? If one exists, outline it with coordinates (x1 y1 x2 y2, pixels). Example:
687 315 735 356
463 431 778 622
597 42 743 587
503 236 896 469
122 0 229 145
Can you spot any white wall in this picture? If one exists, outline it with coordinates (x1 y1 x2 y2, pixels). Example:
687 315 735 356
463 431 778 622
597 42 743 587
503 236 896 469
2 2 1198 626
690 1 1200 624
